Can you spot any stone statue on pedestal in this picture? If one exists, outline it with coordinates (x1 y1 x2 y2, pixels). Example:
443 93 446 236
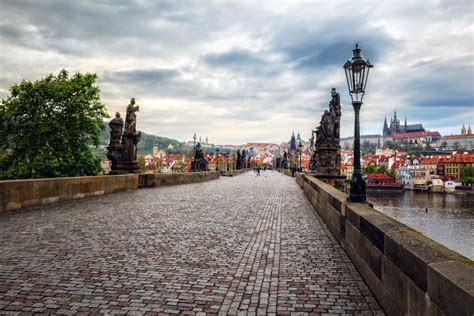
109 112 124 146
310 88 342 178
190 142 209 172
236 150 242 170
106 98 142 174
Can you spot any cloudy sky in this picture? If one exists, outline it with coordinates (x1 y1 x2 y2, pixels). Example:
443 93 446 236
0 0 473 144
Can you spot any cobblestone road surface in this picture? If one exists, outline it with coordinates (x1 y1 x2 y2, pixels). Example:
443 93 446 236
0 172 383 315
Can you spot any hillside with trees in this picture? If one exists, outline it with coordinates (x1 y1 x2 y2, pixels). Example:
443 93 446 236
98 128 188 156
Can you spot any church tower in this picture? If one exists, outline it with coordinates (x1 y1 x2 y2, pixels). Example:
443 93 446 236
390 111 400 134
468 124 472 134
289 131 297 151
461 124 466 135
383 116 389 136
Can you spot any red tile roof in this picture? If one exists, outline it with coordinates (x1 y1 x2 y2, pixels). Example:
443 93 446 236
447 153 474 163
366 173 395 181
443 133 474 139
420 157 440 165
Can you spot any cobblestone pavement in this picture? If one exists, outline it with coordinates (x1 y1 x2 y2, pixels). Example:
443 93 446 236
0 172 383 315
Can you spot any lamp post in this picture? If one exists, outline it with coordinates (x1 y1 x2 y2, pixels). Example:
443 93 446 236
344 43 373 202
216 147 220 172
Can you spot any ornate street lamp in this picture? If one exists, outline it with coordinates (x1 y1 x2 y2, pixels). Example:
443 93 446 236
216 147 220 172
344 43 373 202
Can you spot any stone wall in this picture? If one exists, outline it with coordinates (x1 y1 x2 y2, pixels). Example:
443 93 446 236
0 175 138 212
220 169 248 177
139 172 220 188
296 173 474 316
0 172 220 212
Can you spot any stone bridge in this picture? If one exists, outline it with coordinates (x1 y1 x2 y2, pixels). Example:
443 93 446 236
0 172 382 315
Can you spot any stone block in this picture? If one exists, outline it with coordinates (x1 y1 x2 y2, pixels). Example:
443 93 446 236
385 229 462 292
383 258 408 313
6 201 21 211
345 202 373 229
428 260 474 316
360 211 404 253
344 242 403 316
41 196 60 205
407 278 429 315
362 235 383 279
324 202 342 241
345 222 363 258
22 198 42 208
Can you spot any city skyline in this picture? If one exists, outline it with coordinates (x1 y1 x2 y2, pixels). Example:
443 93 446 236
0 0 473 144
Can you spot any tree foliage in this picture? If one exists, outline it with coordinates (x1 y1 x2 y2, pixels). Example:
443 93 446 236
0 70 108 179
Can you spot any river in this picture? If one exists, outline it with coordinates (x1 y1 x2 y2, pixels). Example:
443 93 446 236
367 191 474 260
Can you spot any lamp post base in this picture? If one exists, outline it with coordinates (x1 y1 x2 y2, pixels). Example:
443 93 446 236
348 172 366 202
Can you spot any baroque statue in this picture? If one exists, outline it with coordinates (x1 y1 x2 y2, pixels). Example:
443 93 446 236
108 112 124 147
190 142 209 172
310 88 342 177
106 98 142 174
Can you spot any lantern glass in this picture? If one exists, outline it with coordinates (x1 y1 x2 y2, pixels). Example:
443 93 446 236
343 44 373 102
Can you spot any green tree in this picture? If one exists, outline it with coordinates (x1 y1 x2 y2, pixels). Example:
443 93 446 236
363 164 377 174
376 164 388 174
0 70 108 179
137 155 147 173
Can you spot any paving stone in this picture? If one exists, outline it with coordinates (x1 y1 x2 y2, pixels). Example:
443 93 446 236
0 172 383 314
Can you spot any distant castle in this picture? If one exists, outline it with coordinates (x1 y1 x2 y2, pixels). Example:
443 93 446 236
383 111 425 136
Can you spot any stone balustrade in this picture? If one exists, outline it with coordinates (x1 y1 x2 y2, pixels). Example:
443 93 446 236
0 171 233 212
295 173 474 315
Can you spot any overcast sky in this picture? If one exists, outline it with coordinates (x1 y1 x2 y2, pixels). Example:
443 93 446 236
0 0 473 144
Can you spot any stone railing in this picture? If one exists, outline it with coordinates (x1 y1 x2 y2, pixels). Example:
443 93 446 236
0 172 220 212
295 173 473 316
220 169 249 177
138 172 220 188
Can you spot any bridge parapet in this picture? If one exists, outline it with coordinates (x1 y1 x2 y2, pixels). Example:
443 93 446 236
296 173 474 316
0 172 222 212
0 174 138 212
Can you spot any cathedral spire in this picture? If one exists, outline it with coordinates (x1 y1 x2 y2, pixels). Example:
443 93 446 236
468 124 472 134
461 124 466 135
290 131 296 150
383 116 389 136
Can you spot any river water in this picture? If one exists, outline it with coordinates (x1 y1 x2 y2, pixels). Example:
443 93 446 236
367 191 474 260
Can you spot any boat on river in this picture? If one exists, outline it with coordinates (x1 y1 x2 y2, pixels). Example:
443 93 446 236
365 173 404 193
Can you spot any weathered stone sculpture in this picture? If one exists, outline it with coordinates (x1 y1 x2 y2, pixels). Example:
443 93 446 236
310 88 342 177
107 98 142 174
236 150 242 169
190 143 208 172
109 112 124 146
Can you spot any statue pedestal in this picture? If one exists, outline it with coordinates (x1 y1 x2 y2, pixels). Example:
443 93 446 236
190 158 208 172
309 146 344 190
313 146 341 175
107 131 141 174
310 174 346 190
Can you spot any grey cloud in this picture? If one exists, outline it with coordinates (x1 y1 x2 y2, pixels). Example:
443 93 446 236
0 1 472 143
271 19 396 72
